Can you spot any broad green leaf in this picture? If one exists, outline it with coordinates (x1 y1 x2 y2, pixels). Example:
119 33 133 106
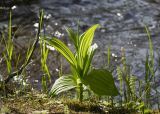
79 24 99 58
84 69 119 96
42 38 77 67
78 24 99 69
50 75 77 96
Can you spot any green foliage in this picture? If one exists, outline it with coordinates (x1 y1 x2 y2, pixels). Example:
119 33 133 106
50 75 77 96
3 11 13 75
84 69 118 96
0 9 44 97
39 10 51 92
44 38 77 67
117 48 137 103
42 24 118 102
143 26 156 108
112 26 159 112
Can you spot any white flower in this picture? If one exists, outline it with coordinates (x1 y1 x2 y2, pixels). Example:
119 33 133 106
46 45 55 51
22 81 27 86
44 14 52 20
34 23 39 28
117 13 123 19
34 80 39 83
13 76 18 81
56 68 59 72
54 31 62 38
112 53 117 57
11 5 17 10
117 13 122 17
67 43 71 46
54 22 58 26
88 43 98 54
91 43 98 50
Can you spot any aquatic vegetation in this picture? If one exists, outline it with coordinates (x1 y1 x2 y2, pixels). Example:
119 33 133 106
42 24 118 102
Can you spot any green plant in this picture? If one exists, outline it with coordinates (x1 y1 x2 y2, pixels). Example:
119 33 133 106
3 11 13 75
143 26 156 108
38 10 51 93
42 24 118 102
0 10 14 96
118 47 137 103
114 26 158 113
0 10 43 97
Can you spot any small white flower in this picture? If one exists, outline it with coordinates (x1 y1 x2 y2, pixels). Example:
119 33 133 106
88 43 98 54
13 76 18 81
100 29 105 33
54 31 62 38
117 13 121 16
44 14 52 19
117 13 122 17
34 80 39 83
117 13 123 19
90 43 98 51
68 43 71 46
56 68 59 72
46 45 55 51
54 22 58 26
11 5 17 10
26 79 29 82
22 81 26 86
47 14 52 18
34 23 39 28
112 53 118 57
112 53 115 57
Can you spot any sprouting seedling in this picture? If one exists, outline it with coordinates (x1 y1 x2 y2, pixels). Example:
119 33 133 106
42 24 118 102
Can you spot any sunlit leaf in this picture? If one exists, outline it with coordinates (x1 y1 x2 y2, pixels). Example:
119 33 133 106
79 24 99 58
78 24 99 69
50 75 77 96
84 69 119 96
42 38 77 68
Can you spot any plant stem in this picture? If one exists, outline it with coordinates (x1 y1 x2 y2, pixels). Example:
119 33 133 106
77 78 83 102
79 83 83 102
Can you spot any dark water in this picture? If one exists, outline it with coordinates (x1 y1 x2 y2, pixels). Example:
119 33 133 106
0 0 160 108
